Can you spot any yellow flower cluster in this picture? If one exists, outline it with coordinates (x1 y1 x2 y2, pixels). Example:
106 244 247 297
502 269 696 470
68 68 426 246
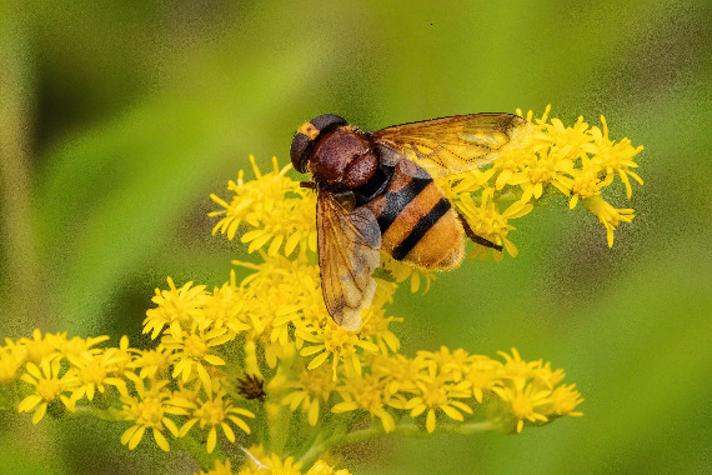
439 105 644 253
327 347 583 435
0 106 637 472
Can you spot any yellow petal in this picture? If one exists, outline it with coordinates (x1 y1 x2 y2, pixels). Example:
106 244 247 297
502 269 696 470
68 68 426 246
300 346 324 357
196 364 212 394
179 418 199 437
380 411 395 433
410 404 426 418
426 409 436 433
18 395 42 413
228 416 251 434
203 354 226 366
331 401 358 413
221 422 235 443
121 425 138 445
153 429 170 452
163 417 179 437
25 362 42 380
307 352 329 370
307 400 320 426
31 403 48 424
206 427 217 453
128 426 146 450
440 405 463 421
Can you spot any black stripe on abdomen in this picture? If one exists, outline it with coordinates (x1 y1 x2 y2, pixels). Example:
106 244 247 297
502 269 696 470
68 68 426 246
392 198 451 261
377 177 431 233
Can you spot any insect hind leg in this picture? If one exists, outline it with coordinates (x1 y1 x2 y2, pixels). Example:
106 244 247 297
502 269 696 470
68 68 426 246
457 214 503 252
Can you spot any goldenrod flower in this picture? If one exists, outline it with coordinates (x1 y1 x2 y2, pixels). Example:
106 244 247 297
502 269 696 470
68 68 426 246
179 389 255 454
129 346 173 380
160 322 230 391
583 195 635 248
371 354 421 397
143 277 208 339
404 365 473 433
234 255 322 349
547 383 584 417
465 355 503 403
382 256 437 294
354 280 401 355
18 329 63 363
204 277 250 335
417 346 471 381
299 324 379 377
282 366 336 426
490 349 582 433
497 347 542 381
57 334 110 360
0 343 24 383
18 358 79 423
105 335 133 375
119 375 185 451
493 378 552 433
456 188 533 257
586 116 644 198
332 372 397 432
67 350 127 401
210 155 317 257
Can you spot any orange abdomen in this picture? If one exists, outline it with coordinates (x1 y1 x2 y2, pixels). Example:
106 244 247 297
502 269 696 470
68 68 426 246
364 161 464 270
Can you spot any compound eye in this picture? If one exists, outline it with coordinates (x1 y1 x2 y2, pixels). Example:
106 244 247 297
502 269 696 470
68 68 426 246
310 114 347 131
290 133 310 173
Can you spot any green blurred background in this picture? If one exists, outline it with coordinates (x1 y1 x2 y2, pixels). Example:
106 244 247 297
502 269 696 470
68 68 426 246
1 1 710 473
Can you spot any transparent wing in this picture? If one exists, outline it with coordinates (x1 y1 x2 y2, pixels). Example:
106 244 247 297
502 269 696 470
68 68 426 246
317 191 381 330
374 113 527 177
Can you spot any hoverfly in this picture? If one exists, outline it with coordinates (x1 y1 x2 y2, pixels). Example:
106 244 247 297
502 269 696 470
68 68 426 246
290 113 527 330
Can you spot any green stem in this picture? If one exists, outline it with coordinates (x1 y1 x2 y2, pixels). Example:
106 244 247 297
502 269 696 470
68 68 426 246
298 420 498 468
72 405 123 422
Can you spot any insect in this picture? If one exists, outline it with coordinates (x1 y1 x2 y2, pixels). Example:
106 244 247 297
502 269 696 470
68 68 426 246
290 113 527 330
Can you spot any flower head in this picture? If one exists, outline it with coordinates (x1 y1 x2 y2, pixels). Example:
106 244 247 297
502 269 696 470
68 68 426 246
143 277 208 339
18 358 79 423
119 375 185 451
179 389 255 453
404 359 473 433
210 155 317 257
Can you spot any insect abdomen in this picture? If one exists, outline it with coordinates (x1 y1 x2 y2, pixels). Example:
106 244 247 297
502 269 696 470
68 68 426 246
365 162 464 270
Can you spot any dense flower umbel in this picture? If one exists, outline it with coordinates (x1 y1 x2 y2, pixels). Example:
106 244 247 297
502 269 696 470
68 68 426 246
0 107 637 472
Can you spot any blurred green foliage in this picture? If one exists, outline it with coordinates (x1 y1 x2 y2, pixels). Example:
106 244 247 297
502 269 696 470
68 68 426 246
1 0 710 473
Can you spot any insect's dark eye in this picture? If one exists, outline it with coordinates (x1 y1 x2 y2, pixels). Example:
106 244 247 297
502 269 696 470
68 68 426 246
310 114 347 131
290 133 310 173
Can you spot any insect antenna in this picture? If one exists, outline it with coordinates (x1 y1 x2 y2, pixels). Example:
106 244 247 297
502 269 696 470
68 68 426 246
457 214 504 251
